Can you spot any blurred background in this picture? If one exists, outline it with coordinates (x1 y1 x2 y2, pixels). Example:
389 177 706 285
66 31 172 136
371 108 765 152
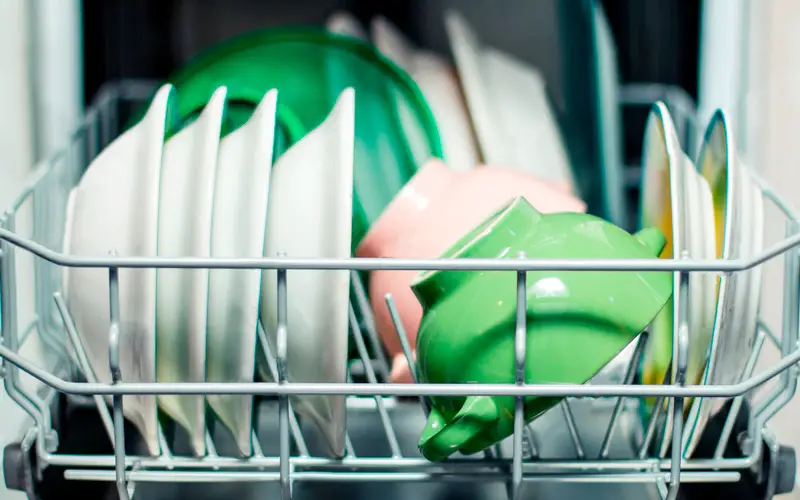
0 0 797 498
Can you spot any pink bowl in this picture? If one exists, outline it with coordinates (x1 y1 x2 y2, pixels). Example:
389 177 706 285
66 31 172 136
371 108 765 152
356 159 587 383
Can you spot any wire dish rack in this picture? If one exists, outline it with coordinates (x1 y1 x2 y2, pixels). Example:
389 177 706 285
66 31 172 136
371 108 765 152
0 80 798 500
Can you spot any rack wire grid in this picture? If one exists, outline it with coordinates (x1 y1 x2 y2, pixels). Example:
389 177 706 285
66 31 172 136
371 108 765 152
0 80 798 500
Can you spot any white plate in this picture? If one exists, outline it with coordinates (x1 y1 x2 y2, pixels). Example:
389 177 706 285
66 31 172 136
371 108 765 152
155 87 226 456
444 11 576 192
326 11 367 39
657 152 716 458
640 103 686 390
641 102 710 453
372 16 479 172
681 110 745 456
63 84 175 456
711 166 764 411
257 89 355 457
206 90 278 457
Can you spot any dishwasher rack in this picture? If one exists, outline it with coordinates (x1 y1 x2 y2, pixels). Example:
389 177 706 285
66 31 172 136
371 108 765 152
0 80 798 500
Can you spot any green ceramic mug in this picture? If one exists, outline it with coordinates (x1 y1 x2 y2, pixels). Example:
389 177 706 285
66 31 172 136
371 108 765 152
412 196 673 461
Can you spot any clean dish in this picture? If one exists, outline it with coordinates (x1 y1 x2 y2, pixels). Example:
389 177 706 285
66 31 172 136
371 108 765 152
357 160 586 384
205 90 278 457
683 161 764 452
257 89 355 458
636 105 716 458
681 110 744 456
657 149 716 457
326 11 367 39
639 103 686 402
132 27 442 250
63 84 176 456
444 11 576 193
414 196 672 461
372 16 479 172
155 87 226 456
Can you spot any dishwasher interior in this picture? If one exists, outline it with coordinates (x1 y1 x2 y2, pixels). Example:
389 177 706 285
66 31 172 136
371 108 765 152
1 2 798 500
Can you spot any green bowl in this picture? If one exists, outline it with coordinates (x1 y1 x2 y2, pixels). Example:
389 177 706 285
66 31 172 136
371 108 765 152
132 27 443 250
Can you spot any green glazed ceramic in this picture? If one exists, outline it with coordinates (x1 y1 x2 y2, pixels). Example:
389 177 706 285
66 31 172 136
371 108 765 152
131 27 443 250
413 196 673 462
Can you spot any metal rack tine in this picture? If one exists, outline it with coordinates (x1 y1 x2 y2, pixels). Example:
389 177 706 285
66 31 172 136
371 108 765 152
510 259 527 500
599 333 648 458
561 400 585 459
524 425 539 459
638 369 671 459
665 268 691 500
203 428 217 458
351 270 391 381
0 214 48 434
755 222 800 426
344 370 358 456
714 329 766 458
348 305 403 458
53 293 115 446
107 263 131 500
762 321 781 348
384 294 430 416
250 429 264 458
257 320 308 457
156 424 172 459
275 267 292 500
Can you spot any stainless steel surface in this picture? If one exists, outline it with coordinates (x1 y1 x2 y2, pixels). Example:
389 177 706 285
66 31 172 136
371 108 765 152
0 80 797 500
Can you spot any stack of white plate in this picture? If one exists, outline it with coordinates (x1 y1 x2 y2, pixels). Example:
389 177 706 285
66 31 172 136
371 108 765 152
62 83 356 459
638 104 765 458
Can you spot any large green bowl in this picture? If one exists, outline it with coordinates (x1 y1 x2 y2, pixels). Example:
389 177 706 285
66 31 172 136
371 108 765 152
133 27 443 250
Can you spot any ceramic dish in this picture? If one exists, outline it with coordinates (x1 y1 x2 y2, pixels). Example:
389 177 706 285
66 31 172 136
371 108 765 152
155 87 226 456
372 16 479 172
205 90 277 457
639 103 686 403
656 143 716 457
131 27 442 250
357 159 586 384
444 11 576 193
257 89 355 458
63 84 176 456
414 196 672 461
691 161 764 421
680 110 745 456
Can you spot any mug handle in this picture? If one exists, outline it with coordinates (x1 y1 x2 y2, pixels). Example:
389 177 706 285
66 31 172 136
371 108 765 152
418 395 499 462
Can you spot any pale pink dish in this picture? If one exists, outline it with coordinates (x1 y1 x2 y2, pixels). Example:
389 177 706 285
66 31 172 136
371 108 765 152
356 159 587 383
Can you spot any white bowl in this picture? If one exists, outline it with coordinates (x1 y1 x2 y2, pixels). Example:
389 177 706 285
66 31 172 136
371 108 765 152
257 89 355 458
154 86 227 456
63 83 176 456
205 89 278 457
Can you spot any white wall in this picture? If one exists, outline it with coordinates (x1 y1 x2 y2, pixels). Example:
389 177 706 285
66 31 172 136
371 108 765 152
0 1 81 498
742 0 800 497
0 1 37 498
